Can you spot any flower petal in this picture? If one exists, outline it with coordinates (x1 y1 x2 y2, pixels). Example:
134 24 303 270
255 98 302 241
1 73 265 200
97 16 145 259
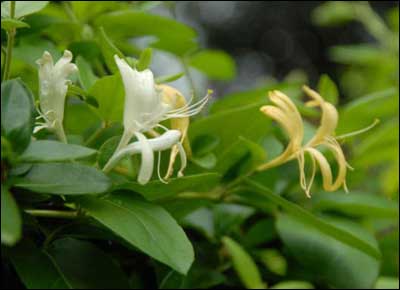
257 91 304 170
134 132 154 185
303 85 338 146
114 55 164 132
305 147 333 192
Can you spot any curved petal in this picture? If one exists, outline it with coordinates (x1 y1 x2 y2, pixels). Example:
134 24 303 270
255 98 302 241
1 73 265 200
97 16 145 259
134 132 154 185
322 137 349 192
257 95 303 170
114 55 163 132
305 147 334 192
303 85 338 146
269 90 304 148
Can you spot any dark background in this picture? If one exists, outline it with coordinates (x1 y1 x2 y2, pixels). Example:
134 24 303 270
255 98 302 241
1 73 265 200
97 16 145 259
173 1 398 94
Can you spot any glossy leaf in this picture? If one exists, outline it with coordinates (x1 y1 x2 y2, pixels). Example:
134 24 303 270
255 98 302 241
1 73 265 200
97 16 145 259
241 180 382 260
189 50 236 80
79 192 194 274
222 236 265 289
88 74 124 122
317 74 338 105
1 186 22 246
276 214 380 288
312 191 399 218
76 56 98 90
47 238 130 289
1 1 49 18
8 239 69 289
116 173 221 201
1 79 34 153
14 163 111 195
19 140 97 162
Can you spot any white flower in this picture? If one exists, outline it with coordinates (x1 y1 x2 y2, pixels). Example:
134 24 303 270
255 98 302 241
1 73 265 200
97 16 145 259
35 50 78 143
102 55 211 184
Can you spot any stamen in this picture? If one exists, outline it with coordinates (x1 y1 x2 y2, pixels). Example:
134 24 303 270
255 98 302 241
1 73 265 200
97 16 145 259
336 118 380 140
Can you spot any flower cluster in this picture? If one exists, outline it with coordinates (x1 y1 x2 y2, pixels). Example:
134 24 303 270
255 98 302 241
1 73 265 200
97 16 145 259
102 55 211 184
257 86 353 197
34 50 365 194
35 50 78 143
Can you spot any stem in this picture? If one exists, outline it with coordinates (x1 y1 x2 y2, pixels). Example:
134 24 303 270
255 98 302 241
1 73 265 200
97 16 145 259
102 129 133 172
24 209 79 219
2 1 16 81
84 122 106 146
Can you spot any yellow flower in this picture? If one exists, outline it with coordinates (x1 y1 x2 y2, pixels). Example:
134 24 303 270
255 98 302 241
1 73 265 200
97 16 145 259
157 84 192 179
257 85 353 197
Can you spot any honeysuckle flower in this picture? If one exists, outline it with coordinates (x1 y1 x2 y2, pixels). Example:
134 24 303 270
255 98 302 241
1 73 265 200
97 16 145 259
257 86 354 197
102 55 211 184
157 84 193 179
35 50 78 143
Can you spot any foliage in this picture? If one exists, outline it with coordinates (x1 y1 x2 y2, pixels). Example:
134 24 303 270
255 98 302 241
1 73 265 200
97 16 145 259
1 1 398 289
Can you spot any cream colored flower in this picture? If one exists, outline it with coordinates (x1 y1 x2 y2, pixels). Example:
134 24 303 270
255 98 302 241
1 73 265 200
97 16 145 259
103 55 211 184
35 50 78 143
257 86 353 197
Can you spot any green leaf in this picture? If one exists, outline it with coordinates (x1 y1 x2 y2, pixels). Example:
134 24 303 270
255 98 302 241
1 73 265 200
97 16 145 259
191 153 217 169
19 140 97 162
190 104 271 155
1 18 30 30
98 26 125 73
76 56 98 90
97 135 121 169
213 204 254 237
317 74 339 105
241 180 382 260
210 82 302 114
64 102 101 135
136 48 153 72
189 50 236 80
14 163 111 195
155 72 185 84
1 186 22 246
182 207 215 240
259 249 287 276
270 281 314 289
88 75 124 122
312 1 355 26
337 87 398 133
216 136 266 179
94 11 197 56
191 134 220 157
116 173 221 201
79 192 194 274
375 277 399 289
244 218 277 247
329 44 390 65
47 238 130 288
222 236 266 289
312 191 399 218
276 214 380 288
1 1 49 18
8 239 69 289
1 79 34 153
